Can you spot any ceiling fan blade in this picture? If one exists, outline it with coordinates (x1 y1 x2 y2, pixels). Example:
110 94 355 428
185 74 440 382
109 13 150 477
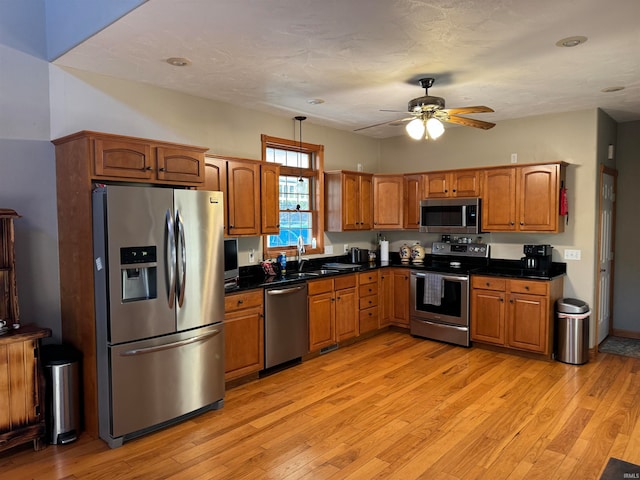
380 109 406 113
353 117 414 132
446 115 496 130
444 106 494 115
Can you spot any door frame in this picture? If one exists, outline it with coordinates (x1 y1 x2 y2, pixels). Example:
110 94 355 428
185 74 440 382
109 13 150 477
594 165 617 350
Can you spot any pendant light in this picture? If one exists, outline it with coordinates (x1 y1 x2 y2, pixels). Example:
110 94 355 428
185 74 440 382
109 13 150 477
295 116 306 182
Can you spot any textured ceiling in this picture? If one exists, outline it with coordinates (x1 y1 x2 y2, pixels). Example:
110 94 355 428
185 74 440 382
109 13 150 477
53 0 640 138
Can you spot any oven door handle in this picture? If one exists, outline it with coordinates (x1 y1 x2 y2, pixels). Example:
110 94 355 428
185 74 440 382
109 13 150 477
412 272 468 282
414 319 468 332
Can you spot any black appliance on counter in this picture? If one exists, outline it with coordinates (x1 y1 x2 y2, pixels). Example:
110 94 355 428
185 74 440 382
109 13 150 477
521 244 553 274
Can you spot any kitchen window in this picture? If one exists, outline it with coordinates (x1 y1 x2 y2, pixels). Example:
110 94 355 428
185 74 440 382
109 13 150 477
262 134 324 257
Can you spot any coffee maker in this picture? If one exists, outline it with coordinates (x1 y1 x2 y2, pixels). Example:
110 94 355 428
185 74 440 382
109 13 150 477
522 244 553 273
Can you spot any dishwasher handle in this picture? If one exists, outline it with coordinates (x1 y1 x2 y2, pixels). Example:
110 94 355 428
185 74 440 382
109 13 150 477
266 285 307 296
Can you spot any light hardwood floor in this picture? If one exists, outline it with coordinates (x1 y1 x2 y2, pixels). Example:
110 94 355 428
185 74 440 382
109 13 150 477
2 330 640 479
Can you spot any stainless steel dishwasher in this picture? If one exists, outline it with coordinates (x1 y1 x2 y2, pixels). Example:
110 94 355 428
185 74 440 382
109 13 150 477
264 282 309 369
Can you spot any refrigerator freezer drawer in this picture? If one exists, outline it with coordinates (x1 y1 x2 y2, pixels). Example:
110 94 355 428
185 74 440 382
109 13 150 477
107 324 224 440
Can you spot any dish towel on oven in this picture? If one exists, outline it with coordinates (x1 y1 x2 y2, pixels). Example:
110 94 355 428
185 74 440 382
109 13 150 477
423 273 443 306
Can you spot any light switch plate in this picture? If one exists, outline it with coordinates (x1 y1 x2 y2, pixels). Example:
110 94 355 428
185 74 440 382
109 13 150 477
564 249 581 260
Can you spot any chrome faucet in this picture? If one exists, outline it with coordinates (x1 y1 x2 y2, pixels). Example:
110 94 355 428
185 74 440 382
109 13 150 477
296 235 306 271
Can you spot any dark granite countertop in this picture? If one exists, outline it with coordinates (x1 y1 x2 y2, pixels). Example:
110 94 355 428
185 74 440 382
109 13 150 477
226 253 566 294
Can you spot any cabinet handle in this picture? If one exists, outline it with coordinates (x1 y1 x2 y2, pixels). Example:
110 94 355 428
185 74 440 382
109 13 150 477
145 166 152 171
485 282 490 287
525 286 530 290
500 297 504 302
510 221 515 225
368 288 372 292
237 299 244 305
337 296 341 300
276 224 280 228
159 167 166 172
331 298 335 302
520 221 524 226
510 299 514 303
452 189 456 192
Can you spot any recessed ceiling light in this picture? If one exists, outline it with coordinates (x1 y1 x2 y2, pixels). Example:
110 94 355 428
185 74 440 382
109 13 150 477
601 86 625 93
555 36 588 48
166 57 191 67
307 98 325 105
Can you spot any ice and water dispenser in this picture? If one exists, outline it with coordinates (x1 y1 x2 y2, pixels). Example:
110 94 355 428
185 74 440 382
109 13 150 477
120 246 157 302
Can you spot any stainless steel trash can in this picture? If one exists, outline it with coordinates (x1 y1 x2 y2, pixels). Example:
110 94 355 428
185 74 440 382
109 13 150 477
556 298 590 365
42 344 81 444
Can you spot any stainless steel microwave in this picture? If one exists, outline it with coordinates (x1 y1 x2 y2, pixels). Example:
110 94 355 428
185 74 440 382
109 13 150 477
224 238 239 289
419 197 482 234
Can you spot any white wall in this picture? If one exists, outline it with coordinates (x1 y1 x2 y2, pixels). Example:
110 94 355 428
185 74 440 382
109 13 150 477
0 0 61 340
614 121 640 334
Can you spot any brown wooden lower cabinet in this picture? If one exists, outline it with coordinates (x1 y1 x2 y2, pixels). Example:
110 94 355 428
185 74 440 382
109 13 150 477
471 275 563 357
223 289 264 381
334 275 358 342
358 271 379 334
0 325 50 453
391 269 410 327
308 278 336 351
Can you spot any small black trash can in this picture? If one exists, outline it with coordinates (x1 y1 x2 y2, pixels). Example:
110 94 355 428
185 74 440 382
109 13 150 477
556 298 590 365
41 344 81 444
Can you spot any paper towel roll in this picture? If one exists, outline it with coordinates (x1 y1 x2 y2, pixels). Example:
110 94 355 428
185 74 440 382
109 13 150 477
380 241 389 262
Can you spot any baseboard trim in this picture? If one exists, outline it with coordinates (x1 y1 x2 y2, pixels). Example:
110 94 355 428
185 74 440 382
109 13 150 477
612 329 640 339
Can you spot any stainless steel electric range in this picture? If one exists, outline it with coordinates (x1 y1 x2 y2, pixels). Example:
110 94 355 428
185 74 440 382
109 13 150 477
410 241 490 347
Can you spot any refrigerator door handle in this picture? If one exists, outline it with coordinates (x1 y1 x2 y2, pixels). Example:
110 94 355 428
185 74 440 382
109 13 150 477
165 209 176 309
176 209 187 307
119 328 222 356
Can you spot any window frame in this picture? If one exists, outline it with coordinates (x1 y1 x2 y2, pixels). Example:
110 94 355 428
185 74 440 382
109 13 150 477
261 134 324 258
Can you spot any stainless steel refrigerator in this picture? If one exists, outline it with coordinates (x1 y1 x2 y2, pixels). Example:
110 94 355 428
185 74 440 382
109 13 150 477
92 185 225 448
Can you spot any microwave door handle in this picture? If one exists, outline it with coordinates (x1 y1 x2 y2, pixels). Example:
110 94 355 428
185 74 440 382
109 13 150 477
176 210 187 308
165 209 176 309
461 205 467 227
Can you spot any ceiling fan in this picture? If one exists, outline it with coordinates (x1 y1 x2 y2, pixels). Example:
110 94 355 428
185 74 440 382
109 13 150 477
355 77 495 139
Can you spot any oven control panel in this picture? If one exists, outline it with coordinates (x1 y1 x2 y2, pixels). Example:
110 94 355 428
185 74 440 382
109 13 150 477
431 241 489 257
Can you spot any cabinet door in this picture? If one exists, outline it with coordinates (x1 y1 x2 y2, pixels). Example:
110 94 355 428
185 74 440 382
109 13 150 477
391 269 410 327
452 170 480 197
156 147 204 184
518 164 559 232
342 173 360 231
224 306 264 381
308 292 335 351
94 138 154 180
358 174 374 230
335 287 358 341
261 163 280 234
403 174 425 229
379 271 393 327
482 168 517 231
507 293 548 353
227 160 261 236
202 157 227 232
471 289 505 345
373 175 403 229
424 172 450 198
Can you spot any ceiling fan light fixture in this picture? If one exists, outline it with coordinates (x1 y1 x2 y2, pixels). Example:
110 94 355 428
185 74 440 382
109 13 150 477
406 118 425 140
426 117 445 140
555 36 588 48
166 57 191 67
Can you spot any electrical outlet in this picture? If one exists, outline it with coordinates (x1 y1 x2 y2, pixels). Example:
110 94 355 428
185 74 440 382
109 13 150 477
564 249 582 260
511 153 518 163
248 249 255 263
344 244 349 253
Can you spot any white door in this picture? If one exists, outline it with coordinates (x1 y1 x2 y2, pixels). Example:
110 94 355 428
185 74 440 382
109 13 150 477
597 170 616 344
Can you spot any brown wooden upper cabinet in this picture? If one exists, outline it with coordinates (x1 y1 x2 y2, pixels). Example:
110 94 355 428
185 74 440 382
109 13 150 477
202 155 279 237
424 170 480 198
325 171 373 231
403 174 427 229
93 134 206 185
372 174 404 230
482 163 566 232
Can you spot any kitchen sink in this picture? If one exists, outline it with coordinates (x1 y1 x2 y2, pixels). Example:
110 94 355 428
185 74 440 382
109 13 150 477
285 272 319 279
308 269 340 275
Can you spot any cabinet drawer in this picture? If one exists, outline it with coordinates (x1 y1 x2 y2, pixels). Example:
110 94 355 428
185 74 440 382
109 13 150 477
358 282 378 297
509 279 548 296
307 278 334 295
359 295 378 310
359 307 379 333
472 276 507 291
225 289 263 313
334 274 356 290
358 271 379 285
